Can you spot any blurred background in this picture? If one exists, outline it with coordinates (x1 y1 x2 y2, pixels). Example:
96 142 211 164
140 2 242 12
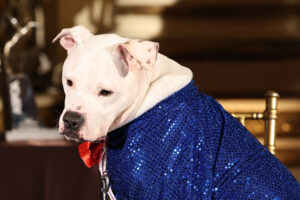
0 0 299 199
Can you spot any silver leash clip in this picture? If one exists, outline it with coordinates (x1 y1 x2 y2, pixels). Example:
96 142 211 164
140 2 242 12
101 171 110 200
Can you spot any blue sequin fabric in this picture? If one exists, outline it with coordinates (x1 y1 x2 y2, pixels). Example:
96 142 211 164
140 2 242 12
107 81 300 200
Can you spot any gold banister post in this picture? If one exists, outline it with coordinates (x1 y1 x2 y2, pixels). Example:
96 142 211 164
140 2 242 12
264 91 279 155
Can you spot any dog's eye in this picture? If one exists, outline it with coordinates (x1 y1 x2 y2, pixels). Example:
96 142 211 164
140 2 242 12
99 89 113 96
67 79 73 87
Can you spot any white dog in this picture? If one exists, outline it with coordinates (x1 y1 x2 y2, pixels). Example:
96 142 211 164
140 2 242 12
53 26 300 200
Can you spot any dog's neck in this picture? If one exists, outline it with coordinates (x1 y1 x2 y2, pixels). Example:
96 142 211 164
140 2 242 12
137 54 193 117
122 54 193 126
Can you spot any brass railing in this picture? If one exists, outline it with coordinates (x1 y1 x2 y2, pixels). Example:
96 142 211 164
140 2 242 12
232 91 279 155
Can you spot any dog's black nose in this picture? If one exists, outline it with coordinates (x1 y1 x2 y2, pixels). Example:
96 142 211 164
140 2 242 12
63 111 84 131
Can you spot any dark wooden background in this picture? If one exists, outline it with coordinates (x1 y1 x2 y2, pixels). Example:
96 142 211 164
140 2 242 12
119 0 300 98
43 0 300 98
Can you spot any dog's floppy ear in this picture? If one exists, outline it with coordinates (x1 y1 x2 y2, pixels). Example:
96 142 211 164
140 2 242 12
112 40 159 76
52 25 93 53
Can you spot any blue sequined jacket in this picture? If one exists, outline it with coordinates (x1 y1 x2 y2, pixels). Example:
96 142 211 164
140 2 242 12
107 81 300 200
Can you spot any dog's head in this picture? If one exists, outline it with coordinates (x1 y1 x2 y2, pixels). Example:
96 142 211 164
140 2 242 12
53 26 159 142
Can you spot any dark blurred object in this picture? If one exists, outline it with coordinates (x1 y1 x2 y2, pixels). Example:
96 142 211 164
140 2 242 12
0 54 12 133
0 0 63 134
0 0 53 91
0 18 65 144
0 13 45 140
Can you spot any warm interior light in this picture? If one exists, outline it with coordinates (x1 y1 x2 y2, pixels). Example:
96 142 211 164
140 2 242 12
116 0 179 7
114 14 164 39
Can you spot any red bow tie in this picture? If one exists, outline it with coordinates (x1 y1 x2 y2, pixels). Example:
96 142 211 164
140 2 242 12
78 141 105 168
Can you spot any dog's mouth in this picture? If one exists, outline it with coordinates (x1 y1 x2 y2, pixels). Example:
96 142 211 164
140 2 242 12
62 130 84 142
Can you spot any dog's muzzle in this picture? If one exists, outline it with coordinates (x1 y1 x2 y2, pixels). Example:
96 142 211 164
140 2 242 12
62 111 84 140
